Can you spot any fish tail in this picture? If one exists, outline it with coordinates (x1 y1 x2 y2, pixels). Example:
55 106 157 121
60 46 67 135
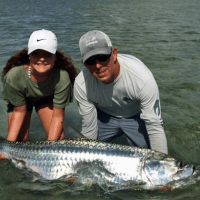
0 136 6 159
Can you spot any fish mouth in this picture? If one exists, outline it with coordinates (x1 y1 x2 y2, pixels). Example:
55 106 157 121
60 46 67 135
173 164 195 181
169 165 200 189
144 157 197 186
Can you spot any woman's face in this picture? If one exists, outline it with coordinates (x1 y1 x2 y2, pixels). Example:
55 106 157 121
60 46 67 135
29 49 56 75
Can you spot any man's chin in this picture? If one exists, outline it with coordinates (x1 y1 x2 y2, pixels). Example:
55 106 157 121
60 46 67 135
97 77 113 84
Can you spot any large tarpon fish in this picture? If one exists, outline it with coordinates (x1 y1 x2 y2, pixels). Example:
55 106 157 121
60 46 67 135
0 134 199 191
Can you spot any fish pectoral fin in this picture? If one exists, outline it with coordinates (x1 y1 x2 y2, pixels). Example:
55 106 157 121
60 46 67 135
62 124 84 138
12 158 26 169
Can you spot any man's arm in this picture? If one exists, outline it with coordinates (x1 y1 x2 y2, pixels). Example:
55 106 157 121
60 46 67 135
74 81 98 139
139 77 168 154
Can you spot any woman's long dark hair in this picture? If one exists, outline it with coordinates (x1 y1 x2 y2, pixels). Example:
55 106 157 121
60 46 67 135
1 48 78 85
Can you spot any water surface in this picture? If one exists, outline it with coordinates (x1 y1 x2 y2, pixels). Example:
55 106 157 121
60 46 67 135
0 0 200 199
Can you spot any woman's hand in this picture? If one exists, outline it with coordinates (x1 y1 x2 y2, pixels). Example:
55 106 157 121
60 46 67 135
0 152 6 160
37 105 65 141
48 107 65 141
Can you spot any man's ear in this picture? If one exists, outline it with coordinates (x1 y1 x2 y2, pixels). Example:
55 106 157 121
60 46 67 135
112 48 118 63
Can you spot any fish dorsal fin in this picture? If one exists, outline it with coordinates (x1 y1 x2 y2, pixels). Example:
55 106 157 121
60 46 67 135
62 124 84 138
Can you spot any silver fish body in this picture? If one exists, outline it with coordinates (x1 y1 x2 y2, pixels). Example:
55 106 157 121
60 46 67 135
0 137 198 190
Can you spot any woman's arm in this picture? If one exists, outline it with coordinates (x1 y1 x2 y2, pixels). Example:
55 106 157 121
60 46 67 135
47 107 65 141
7 104 27 142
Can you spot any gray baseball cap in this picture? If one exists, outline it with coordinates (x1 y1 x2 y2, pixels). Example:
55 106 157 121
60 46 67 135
79 30 113 63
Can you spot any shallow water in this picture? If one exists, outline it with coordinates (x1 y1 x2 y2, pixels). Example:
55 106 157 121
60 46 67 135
0 0 200 199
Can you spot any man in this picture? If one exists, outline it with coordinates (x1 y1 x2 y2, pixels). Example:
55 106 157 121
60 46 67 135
74 30 168 154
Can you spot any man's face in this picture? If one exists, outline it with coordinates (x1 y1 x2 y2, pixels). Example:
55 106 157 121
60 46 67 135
84 48 119 84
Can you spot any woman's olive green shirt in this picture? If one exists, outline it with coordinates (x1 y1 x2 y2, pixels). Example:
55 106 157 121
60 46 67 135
3 65 72 109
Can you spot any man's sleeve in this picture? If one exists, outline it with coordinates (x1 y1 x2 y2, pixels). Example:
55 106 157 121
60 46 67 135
74 81 98 139
139 77 168 154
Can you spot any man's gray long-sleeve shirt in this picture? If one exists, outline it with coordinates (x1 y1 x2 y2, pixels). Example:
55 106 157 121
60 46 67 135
74 54 168 154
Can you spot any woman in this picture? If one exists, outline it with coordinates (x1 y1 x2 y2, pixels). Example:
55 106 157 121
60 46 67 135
1 29 78 142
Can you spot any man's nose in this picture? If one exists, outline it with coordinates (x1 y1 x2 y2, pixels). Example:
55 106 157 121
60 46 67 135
95 60 102 69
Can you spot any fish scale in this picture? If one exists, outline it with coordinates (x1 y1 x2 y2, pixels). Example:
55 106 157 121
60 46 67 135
0 137 199 190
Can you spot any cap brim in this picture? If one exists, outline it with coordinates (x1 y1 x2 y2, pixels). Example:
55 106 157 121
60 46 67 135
82 47 112 63
28 45 56 55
